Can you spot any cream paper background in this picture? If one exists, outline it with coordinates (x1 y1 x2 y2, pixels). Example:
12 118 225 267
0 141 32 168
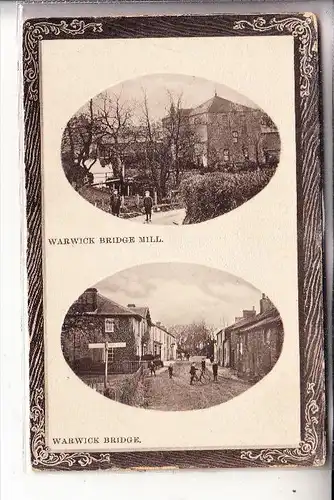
40 35 300 452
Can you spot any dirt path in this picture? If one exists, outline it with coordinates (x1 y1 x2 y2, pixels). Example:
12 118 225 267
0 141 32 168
143 361 251 411
130 209 186 225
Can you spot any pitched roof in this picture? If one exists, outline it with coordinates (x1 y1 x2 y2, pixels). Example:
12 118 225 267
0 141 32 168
259 131 280 151
94 293 143 318
151 322 175 338
225 306 282 334
127 306 151 321
179 108 192 116
189 94 254 116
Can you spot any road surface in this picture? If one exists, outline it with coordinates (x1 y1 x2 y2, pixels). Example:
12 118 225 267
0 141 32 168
142 360 250 411
130 209 186 226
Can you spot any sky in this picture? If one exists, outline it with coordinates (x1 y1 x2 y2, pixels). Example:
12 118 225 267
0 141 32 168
77 73 259 124
95 263 263 330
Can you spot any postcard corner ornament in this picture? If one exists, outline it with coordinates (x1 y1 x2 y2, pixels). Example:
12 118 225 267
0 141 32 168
23 19 104 102
31 387 112 470
233 15 317 98
240 383 322 466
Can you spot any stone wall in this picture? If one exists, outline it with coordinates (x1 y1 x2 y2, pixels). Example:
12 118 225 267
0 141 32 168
229 320 284 382
207 109 265 165
61 314 137 366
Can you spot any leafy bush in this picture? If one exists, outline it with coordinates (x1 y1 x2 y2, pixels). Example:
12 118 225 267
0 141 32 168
180 168 275 224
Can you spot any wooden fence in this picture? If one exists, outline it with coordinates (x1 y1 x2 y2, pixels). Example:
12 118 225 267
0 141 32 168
85 364 148 405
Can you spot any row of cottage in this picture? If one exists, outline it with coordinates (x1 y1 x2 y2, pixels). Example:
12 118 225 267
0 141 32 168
215 294 284 382
61 287 176 371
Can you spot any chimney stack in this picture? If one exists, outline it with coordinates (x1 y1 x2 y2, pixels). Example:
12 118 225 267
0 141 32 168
82 288 97 312
243 309 256 319
260 294 273 314
127 304 136 308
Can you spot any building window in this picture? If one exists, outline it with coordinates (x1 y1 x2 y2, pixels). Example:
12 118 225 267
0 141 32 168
223 149 230 162
105 318 115 333
232 131 238 143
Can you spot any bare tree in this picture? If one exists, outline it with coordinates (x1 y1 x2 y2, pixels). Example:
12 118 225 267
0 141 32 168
139 89 199 200
163 91 197 185
62 99 104 185
169 321 215 355
96 92 136 179
140 90 170 199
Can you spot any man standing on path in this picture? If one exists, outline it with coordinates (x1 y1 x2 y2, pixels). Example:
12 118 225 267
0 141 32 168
199 358 206 382
149 360 156 377
168 365 173 379
111 189 121 217
189 362 198 385
212 360 218 382
143 190 153 223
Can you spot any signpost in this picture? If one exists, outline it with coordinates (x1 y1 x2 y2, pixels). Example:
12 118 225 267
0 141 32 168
104 341 108 391
88 342 127 391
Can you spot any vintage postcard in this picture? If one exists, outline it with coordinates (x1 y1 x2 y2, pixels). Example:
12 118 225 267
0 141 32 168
23 14 326 470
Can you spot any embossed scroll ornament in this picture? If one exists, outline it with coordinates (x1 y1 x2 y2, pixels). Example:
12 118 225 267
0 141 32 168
31 388 112 469
240 383 323 465
24 19 103 101
233 15 317 98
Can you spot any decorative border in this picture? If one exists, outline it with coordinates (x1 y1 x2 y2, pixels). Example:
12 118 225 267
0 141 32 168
233 15 316 98
23 14 325 471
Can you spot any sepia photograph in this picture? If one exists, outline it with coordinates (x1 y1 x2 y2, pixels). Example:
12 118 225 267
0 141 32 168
61 74 281 225
61 263 284 411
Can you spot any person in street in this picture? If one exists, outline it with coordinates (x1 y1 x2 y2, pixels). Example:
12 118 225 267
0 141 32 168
210 354 214 364
199 357 207 382
212 360 218 382
111 189 121 217
143 190 153 223
189 362 198 385
168 365 173 379
149 360 156 377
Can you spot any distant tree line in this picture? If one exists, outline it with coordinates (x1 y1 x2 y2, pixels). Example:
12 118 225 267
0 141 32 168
169 320 215 357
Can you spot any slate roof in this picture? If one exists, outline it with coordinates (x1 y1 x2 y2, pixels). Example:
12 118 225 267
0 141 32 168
225 306 282 334
189 95 255 116
151 322 175 338
94 293 143 318
259 131 280 151
179 108 192 117
127 306 151 323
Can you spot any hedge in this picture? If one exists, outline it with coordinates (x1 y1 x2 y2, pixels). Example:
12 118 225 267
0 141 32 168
180 169 275 224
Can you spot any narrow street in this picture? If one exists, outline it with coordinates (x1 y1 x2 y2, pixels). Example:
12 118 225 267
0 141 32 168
143 358 250 411
130 208 186 225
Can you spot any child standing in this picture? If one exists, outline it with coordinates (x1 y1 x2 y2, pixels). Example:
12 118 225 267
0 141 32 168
168 365 173 379
143 191 153 223
189 363 198 385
